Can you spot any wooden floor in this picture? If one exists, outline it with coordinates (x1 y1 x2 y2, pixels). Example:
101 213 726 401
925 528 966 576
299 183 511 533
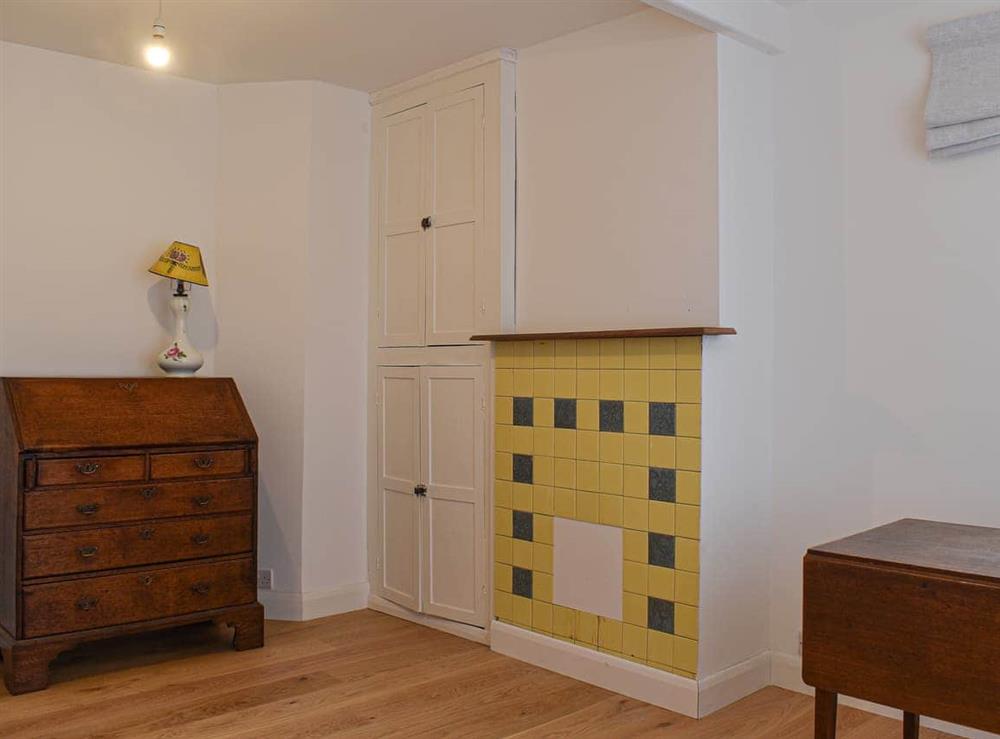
0 609 957 738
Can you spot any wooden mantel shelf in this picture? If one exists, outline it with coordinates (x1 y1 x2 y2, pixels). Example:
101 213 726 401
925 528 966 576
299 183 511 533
470 327 736 341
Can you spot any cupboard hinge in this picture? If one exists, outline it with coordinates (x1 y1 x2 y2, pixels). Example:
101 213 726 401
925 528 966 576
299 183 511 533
375 393 382 407
375 556 381 571
480 301 487 315
481 397 486 412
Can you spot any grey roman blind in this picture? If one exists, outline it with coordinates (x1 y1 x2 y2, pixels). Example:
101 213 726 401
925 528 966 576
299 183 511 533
925 10 1000 158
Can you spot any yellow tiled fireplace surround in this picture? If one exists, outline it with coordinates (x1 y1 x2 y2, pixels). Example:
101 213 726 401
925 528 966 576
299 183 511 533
493 337 701 678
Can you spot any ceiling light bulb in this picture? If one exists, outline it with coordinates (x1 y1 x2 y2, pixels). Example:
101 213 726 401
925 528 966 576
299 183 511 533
145 20 170 68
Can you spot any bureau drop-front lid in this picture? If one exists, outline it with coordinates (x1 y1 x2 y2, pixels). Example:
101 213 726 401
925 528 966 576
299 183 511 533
2 378 256 452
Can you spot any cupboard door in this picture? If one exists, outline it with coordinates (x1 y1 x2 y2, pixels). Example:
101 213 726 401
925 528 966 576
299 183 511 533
378 107 427 347
376 367 422 611
425 86 485 345
419 366 486 626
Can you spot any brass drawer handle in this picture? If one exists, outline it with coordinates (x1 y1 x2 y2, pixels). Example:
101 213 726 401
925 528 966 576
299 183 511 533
118 382 138 393
76 596 99 611
139 528 155 541
190 581 212 595
140 487 157 500
193 495 213 507
194 457 215 470
191 533 211 546
138 574 154 586
77 545 99 559
76 502 101 516
76 462 101 475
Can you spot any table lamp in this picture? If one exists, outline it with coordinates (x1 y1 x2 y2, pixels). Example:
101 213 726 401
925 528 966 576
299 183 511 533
148 241 209 376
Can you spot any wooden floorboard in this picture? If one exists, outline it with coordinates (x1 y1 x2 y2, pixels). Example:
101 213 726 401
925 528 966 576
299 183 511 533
0 609 958 738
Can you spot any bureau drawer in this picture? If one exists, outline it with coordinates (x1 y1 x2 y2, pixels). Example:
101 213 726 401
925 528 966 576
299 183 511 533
23 513 253 578
24 478 255 530
21 557 255 638
151 449 247 480
36 455 145 487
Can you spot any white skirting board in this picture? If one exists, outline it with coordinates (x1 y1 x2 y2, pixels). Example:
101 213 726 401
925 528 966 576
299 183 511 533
258 581 369 622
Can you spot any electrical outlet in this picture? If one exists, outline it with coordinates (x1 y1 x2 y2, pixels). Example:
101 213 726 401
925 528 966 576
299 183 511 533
257 569 274 591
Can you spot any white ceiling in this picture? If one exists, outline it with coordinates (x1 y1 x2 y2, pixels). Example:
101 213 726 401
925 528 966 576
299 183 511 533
0 0 646 91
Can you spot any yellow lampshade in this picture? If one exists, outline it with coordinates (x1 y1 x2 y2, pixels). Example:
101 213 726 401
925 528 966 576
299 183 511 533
148 241 209 287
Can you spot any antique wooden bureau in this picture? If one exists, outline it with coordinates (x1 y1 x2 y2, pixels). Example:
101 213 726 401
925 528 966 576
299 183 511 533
0 377 263 694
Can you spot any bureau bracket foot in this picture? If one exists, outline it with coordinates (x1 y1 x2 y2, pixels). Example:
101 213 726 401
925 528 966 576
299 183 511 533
1 640 71 696
221 603 264 651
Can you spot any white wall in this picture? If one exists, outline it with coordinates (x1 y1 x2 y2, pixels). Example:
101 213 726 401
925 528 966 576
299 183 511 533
515 9 719 331
0 42 219 376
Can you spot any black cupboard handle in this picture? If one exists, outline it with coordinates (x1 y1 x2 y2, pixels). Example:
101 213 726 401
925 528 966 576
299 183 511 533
194 457 215 470
421 216 432 230
76 502 100 516
413 484 427 497
76 462 101 475
76 596 98 611
77 545 99 559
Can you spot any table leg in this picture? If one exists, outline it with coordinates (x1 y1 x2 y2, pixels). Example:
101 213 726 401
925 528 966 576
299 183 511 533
903 712 920 739
815 689 838 739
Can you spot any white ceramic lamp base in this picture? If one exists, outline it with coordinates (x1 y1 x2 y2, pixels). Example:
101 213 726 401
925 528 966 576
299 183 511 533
157 294 204 376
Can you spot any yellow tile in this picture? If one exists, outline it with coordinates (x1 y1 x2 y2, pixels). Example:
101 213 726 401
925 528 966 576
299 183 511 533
576 491 599 523
599 339 624 369
553 369 576 397
495 535 512 564
676 371 701 403
495 424 512 454
599 617 623 652
554 340 577 368
495 397 513 426
677 438 701 472
513 341 533 368
623 561 648 595
623 465 649 498
677 471 700 505
676 537 700 572
495 507 512 536
623 498 648 530
533 455 553 486
533 340 555 368
648 501 675 535
599 494 623 526
513 482 533 511
534 542 554 573
553 429 576 459
532 600 553 632
495 563 513 592
533 485 554 515
576 340 600 369
599 432 623 463
534 427 554 457
623 592 648 627
622 624 647 660
553 487 575 518
624 401 649 435
576 399 598 431
649 338 676 369
553 605 574 638
676 504 700 539
577 370 599 400
599 463 623 494
512 539 533 569
533 370 554 398
675 337 702 370
676 571 700 606
553 458 576 488
577 460 600 492
647 631 674 665
494 590 512 621
623 434 648 467
495 342 515 369
512 426 533 455
623 370 649 402
649 436 676 468
623 529 648 563
513 595 532 627
513 369 533 397
599 370 624 400
624 338 649 369
534 514 554 544
649 370 676 402
531 572 552 603
676 404 701 438
576 611 598 645
495 368 514 397
577 430 600 461
648 566 675 600
674 636 698 673
495 480 512 508
675 604 698 640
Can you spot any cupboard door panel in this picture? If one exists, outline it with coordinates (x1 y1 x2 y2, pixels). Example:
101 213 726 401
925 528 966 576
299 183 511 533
383 231 425 345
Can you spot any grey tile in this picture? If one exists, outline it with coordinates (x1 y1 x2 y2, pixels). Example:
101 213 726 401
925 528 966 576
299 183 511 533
599 400 624 432
554 398 577 429
648 532 675 568
513 510 534 541
513 454 533 484
513 397 534 427
647 597 675 634
649 402 676 436
648 467 676 502
513 567 533 598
